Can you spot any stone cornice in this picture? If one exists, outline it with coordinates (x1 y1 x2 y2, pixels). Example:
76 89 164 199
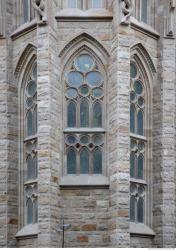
10 20 37 41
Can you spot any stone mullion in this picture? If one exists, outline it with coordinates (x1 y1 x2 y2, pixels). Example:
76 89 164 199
161 38 176 247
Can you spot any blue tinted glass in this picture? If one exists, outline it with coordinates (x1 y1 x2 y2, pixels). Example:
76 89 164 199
137 110 143 135
75 54 94 72
67 102 76 127
92 0 102 8
66 88 78 98
23 0 29 23
33 155 38 179
67 72 83 87
33 106 37 134
130 105 135 133
33 199 38 223
68 0 77 8
130 152 135 178
137 198 144 223
27 81 37 96
92 88 103 98
80 148 89 174
141 0 147 23
33 65 37 79
27 155 33 180
138 154 143 179
27 199 33 224
92 102 102 127
134 81 143 95
67 148 76 174
130 63 137 78
93 148 102 174
130 196 136 222
27 111 33 136
86 71 102 87
80 100 89 127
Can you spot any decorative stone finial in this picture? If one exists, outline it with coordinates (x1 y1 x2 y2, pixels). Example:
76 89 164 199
120 0 133 25
32 0 47 23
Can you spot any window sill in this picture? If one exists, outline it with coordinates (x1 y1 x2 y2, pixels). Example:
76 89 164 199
60 174 109 188
16 223 38 239
130 17 160 40
55 9 112 22
130 222 155 237
11 19 37 40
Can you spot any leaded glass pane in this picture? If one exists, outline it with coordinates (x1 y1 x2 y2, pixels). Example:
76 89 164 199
130 196 136 222
130 104 135 133
134 81 143 95
130 152 135 178
27 199 33 224
33 105 37 134
27 155 33 180
27 111 33 136
23 0 29 23
141 0 147 23
137 110 143 135
66 88 78 98
80 135 89 145
68 0 77 8
80 99 89 127
92 102 102 127
75 54 94 72
67 148 76 174
138 154 143 179
92 0 102 8
27 81 37 97
33 155 38 179
93 148 102 174
137 198 144 222
80 148 89 174
67 72 83 87
86 71 102 87
67 102 76 127
33 64 37 80
130 63 137 78
92 88 103 98
33 199 38 223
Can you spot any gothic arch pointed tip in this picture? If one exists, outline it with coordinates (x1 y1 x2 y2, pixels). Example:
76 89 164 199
131 43 156 75
59 32 110 67
14 43 37 77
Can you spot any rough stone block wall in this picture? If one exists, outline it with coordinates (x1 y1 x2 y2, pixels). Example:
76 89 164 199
130 236 154 247
60 188 109 247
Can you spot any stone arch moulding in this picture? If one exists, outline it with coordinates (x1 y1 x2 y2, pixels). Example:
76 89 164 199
14 43 37 81
131 43 156 78
59 32 110 70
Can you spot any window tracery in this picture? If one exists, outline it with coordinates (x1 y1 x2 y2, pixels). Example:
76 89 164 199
24 63 38 225
130 62 146 224
64 53 105 175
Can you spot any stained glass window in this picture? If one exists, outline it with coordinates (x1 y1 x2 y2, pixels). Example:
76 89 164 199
65 53 105 175
24 63 38 225
130 61 146 224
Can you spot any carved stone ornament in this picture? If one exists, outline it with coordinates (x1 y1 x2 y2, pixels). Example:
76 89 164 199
32 0 47 22
120 0 133 25
166 0 176 36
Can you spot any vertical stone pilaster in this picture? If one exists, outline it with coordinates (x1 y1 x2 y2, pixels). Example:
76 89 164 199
161 37 176 247
37 18 61 247
108 1 131 246
153 37 176 248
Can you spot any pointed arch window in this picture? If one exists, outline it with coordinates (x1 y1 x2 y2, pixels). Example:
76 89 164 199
130 61 146 224
24 63 38 225
64 52 105 175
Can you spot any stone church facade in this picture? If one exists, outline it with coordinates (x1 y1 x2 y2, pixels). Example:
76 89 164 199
0 0 176 248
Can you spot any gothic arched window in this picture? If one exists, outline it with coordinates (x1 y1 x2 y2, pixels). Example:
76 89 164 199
24 63 38 225
130 61 146 223
64 52 105 175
